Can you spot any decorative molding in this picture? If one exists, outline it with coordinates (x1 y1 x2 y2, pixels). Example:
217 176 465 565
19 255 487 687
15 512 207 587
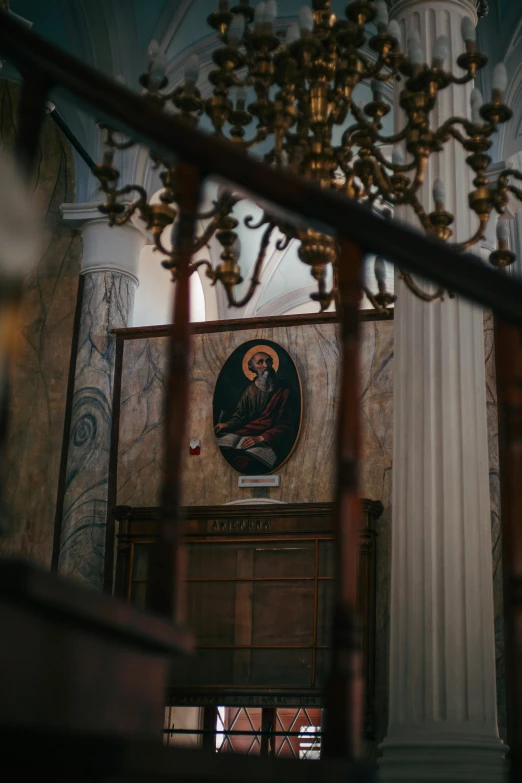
111 308 393 341
386 0 487 17
113 499 383 525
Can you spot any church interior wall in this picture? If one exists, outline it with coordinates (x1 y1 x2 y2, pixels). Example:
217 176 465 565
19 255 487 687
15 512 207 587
0 81 82 568
114 311 503 742
116 319 394 509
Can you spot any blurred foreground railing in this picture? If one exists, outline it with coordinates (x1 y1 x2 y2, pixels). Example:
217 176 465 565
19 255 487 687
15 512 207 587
1 9 522 783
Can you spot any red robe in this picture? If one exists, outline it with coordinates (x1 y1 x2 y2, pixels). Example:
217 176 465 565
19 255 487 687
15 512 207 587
224 382 296 456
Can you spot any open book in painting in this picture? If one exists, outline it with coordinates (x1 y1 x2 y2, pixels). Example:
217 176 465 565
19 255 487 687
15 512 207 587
217 433 277 470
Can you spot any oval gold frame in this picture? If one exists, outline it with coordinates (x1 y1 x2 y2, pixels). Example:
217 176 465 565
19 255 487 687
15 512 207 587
214 340 302 475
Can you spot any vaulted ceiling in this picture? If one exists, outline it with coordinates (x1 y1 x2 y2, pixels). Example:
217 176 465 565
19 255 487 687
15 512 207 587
4 0 522 320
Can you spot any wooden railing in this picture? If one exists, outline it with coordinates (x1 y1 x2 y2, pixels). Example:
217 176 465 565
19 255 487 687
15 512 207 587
1 9 522 782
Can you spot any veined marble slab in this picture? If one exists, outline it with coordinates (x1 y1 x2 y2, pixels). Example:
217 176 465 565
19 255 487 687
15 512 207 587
1 82 81 568
117 320 394 508
59 271 135 588
115 313 502 744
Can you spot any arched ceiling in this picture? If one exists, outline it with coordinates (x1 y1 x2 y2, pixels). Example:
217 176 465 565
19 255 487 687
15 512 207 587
4 0 522 320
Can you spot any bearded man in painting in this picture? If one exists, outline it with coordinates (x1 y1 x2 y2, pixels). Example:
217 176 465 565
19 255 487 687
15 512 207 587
214 350 298 474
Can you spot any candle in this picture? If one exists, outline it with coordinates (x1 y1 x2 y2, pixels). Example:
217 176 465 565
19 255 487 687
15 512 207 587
392 146 404 166
387 20 401 48
236 85 248 110
497 218 509 244
371 79 385 99
298 5 314 35
375 1 389 29
374 256 386 282
286 21 300 44
228 14 245 47
492 63 508 93
432 35 449 67
265 0 277 26
461 16 476 43
470 88 483 124
254 2 266 31
184 54 200 86
433 178 445 207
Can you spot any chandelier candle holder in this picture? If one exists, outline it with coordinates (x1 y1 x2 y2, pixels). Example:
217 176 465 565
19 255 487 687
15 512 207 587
94 0 522 313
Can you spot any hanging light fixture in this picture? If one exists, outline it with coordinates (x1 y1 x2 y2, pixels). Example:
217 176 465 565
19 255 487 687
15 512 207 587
95 0 519 313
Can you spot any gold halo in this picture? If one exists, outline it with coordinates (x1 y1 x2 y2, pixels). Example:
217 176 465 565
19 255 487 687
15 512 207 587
242 344 280 380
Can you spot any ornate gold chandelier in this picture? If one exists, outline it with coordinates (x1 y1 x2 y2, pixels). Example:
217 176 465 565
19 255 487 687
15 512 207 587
95 0 521 313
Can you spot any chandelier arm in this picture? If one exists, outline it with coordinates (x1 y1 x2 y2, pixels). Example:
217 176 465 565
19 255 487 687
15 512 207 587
194 206 220 221
105 128 137 152
372 146 417 173
152 234 176 258
437 116 495 138
226 127 269 151
108 138 136 152
190 259 214 278
349 105 375 133
222 223 275 309
369 160 394 193
245 213 270 229
367 65 401 81
507 184 522 202
356 47 400 82
353 112 409 146
361 285 393 315
275 232 293 251
373 126 409 145
359 55 387 78
106 185 149 226
349 102 410 145
447 71 480 87
406 155 429 196
399 270 446 302
154 214 224 259
436 124 468 146
498 169 522 184
191 214 224 253
195 199 232 221
409 193 435 235
330 93 350 126
450 216 488 251
314 288 336 313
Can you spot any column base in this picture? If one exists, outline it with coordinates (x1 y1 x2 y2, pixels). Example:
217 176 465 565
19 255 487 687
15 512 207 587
379 731 507 783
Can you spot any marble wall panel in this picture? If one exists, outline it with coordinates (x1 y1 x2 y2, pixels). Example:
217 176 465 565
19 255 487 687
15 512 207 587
0 82 81 568
117 318 394 749
59 272 136 588
484 311 506 741
115 313 501 745
117 320 394 508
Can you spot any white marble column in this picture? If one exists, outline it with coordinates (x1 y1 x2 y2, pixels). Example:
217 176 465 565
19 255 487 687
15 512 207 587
380 1 506 780
503 153 522 279
58 203 145 588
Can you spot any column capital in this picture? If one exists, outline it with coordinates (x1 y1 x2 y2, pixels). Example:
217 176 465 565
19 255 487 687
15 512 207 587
60 201 148 284
386 0 486 19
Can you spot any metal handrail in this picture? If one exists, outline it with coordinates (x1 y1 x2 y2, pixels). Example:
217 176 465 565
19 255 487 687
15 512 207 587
0 10 522 321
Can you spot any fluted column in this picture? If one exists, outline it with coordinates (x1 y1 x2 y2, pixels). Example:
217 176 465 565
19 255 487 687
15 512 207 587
58 204 145 588
379 1 505 780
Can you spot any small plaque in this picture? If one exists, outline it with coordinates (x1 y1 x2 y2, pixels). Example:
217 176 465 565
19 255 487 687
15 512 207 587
238 475 280 488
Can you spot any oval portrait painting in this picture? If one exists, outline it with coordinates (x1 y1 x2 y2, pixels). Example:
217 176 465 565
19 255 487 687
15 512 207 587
213 340 302 475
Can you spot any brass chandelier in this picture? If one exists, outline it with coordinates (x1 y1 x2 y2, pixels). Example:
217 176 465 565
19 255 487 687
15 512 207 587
95 0 521 313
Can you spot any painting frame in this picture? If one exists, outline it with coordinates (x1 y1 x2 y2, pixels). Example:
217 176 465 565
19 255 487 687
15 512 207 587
212 339 303 475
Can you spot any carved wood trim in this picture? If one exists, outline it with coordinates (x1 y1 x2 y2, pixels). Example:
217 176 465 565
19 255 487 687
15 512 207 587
111 309 394 341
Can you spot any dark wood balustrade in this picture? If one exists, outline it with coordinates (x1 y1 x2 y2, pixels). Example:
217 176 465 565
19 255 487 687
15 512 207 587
0 9 521 783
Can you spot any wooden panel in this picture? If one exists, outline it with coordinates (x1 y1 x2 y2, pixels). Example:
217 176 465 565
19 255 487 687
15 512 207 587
251 581 315 646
